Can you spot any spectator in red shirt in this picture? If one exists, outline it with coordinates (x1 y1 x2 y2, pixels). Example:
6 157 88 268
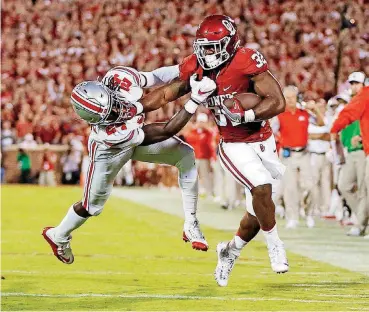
273 86 313 229
15 114 33 141
185 113 214 197
39 145 57 186
36 118 61 144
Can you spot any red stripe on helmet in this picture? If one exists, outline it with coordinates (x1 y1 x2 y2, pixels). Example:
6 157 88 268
71 91 102 113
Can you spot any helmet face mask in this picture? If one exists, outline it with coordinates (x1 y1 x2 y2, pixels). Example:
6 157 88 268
193 36 231 70
71 81 135 126
108 91 135 124
193 15 240 70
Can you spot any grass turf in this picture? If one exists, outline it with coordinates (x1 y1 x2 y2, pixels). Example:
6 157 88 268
1 185 368 311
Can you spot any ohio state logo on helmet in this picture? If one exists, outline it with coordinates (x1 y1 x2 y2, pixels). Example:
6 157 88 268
193 15 240 70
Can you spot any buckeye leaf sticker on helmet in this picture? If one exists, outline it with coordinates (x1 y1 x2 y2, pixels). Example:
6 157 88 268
102 66 143 102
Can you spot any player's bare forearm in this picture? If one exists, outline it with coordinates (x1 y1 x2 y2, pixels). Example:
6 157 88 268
141 108 193 145
314 110 325 126
251 71 286 120
309 133 330 141
141 79 190 113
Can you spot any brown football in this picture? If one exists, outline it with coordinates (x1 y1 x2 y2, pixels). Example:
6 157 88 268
223 93 262 110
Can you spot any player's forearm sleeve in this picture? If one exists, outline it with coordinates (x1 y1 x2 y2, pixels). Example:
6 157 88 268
140 65 180 88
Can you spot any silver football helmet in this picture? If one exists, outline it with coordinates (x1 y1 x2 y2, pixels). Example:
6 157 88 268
70 80 137 125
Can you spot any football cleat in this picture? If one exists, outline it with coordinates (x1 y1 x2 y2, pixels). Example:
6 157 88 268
183 220 209 251
285 219 298 229
306 216 315 228
346 227 362 237
267 240 289 274
214 242 238 287
42 227 74 264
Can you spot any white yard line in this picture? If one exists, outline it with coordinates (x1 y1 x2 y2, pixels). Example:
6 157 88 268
0 253 262 265
3 270 354 278
1 270 207 276
0 292 365 304
318 294 369 298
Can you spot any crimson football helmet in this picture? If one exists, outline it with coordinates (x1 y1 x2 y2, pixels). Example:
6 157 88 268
193 15 240 70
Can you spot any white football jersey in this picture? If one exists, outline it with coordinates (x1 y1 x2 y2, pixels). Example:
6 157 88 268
93 66 147 150
90 120 145 152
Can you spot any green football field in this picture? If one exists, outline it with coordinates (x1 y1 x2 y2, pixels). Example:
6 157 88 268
1 185 368 311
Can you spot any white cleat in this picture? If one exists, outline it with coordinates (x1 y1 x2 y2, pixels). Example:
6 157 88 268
183 220 209 251
306 216 315 228
42 227 74 264
346 227 361 237
285 219 299 229
214 242 238 287
267 240 289 274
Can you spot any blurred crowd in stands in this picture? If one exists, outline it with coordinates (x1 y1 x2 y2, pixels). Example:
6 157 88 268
1 0 369 235
2 0 368 146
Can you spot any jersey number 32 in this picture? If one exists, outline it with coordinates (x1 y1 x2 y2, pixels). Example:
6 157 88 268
251 51 267 68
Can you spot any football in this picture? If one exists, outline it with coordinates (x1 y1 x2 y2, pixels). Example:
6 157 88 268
223 93 262 110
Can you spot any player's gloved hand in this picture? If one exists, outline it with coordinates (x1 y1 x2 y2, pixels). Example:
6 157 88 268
220 103 242 123
121 102 143 120
220 103 256 124
189 74 216 104
111 90 144 121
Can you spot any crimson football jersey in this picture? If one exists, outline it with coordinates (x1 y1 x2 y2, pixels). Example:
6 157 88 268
179 47 273 143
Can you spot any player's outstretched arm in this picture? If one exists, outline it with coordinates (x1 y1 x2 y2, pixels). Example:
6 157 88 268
140 65 180 88
140 79 189 113
141 108 194 145
141 75 216 145
251 70 286 120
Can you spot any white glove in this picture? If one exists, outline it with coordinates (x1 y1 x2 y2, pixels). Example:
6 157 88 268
189 74 216 104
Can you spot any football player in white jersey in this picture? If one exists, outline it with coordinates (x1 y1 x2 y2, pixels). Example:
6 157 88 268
42 67 216 264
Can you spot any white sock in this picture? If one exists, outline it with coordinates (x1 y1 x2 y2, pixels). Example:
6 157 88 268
178 177 198 223
262 224 281 245
53 205 87 242
177 153 198 224
228 235 247 257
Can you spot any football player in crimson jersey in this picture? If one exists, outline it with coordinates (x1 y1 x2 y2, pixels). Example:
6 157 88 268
122 15 288 285
138 14 288 285
183 14 288 286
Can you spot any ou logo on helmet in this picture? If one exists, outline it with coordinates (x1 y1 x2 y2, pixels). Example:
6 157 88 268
222 19 236 36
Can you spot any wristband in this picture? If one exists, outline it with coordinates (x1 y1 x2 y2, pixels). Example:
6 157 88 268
184 99 199 114
134 102 144 114
244 109 255 122
139 72 154 88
